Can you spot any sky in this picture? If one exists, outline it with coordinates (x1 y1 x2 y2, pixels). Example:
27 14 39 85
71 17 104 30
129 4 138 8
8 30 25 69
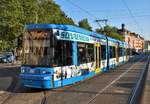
55 0 150 40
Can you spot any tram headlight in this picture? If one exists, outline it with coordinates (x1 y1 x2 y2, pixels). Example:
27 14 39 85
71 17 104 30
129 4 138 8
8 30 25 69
43 76 50 80
41 70 51 74
21 67 25 74
41 70 47 74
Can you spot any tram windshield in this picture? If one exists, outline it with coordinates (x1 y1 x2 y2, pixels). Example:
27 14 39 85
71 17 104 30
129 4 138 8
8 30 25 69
23 29 56 67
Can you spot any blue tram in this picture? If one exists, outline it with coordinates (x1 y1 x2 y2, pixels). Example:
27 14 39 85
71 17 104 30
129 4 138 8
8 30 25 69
20 24 129 89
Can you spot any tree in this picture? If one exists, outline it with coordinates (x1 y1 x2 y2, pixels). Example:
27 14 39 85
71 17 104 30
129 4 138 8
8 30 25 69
0 0 75 52
78 18 92 31
96 25 123 41
0 0 24 51
37 0 74 24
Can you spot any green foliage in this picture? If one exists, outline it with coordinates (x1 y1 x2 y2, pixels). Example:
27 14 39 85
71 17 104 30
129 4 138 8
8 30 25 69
0 41 12 52
96 25 123 41
0 0 23 40
0 0 74 52
78 18 92 31
37 0 74 24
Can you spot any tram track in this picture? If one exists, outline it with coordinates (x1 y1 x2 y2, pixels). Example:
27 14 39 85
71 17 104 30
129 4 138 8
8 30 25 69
0 66 20 104
0 55 148 104
86 55 148 104
129 55 150 104
40 54 148 104
0 65 49 104
41 91 48 104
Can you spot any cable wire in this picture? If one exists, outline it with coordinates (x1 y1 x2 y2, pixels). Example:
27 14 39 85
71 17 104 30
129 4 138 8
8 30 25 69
121 0 144 34
65 0 102 28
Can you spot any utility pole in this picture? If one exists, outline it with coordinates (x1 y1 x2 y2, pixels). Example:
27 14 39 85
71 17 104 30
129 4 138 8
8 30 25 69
95 19 108 35
95 19 108 27
95 20 102 29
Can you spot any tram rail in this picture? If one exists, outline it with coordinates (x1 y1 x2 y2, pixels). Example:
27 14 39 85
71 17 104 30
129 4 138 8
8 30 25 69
37 54 149 104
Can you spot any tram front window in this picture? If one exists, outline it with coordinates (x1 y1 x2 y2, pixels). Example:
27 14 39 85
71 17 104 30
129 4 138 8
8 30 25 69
23 30 56 67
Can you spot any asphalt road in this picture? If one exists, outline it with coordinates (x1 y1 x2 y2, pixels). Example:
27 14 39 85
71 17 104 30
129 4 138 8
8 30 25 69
0 64 20 104
140 64 150 104
38 55 147 104
0 54 148 104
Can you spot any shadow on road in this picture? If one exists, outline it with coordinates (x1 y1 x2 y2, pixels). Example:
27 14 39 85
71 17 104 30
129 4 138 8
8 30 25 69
0 66 20 92
0 65 44 94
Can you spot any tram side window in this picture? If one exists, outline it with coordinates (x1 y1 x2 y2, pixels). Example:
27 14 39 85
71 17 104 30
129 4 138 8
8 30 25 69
118 47 122 57
64 41 73 65
54 40 73 66
87 44 94 62
54 40 61 66
127 48 130 55
78 43 86 64
77 43 94 64
110 46 116 58
101 45 106 60
124 48 126 56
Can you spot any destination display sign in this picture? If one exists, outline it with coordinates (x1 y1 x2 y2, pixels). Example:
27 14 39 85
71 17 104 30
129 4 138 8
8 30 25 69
53 29 96 43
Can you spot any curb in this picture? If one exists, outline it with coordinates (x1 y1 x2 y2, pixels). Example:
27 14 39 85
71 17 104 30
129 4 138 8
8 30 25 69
128 55 150 104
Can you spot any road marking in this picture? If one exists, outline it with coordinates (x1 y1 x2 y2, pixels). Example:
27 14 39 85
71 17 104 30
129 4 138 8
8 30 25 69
0 91 5 95
113 89 126 94
87 56 146 104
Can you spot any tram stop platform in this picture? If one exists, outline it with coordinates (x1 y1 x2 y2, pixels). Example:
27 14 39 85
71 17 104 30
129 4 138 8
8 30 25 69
141 64 150 104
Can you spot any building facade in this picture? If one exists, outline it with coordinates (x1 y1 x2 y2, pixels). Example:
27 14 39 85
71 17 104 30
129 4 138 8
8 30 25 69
118 24 144 53
144 41 150 52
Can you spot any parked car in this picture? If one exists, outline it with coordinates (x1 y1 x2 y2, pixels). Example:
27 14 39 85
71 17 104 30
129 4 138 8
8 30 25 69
0 55 3 63
0 55 6 63
0 52 15 63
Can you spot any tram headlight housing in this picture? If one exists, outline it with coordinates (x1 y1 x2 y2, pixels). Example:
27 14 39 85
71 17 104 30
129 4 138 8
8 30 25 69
41 70 47 74
43 76 50 80
21 67 25 74
41 70 51 74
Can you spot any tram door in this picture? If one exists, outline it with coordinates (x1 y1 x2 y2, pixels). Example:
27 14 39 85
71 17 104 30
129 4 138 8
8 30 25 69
116 45 119 65
95 43 101 73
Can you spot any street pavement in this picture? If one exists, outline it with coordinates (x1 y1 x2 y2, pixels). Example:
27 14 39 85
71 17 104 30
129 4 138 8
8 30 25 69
0 55 149 104
141 64 150 104
0 64 46 104
0 63 20 104
38 55 147 104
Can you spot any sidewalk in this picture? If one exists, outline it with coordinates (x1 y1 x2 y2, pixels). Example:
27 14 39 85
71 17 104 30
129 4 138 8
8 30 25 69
141 64 150 104
0 61 21 68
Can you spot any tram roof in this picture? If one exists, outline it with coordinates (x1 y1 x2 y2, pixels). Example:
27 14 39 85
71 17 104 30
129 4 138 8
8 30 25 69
107 37 122 43
25 24 106 39
107 36 126 44
107 36 128 47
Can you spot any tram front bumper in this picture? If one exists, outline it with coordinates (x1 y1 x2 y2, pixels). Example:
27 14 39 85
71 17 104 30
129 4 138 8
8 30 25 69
20 74 52 89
